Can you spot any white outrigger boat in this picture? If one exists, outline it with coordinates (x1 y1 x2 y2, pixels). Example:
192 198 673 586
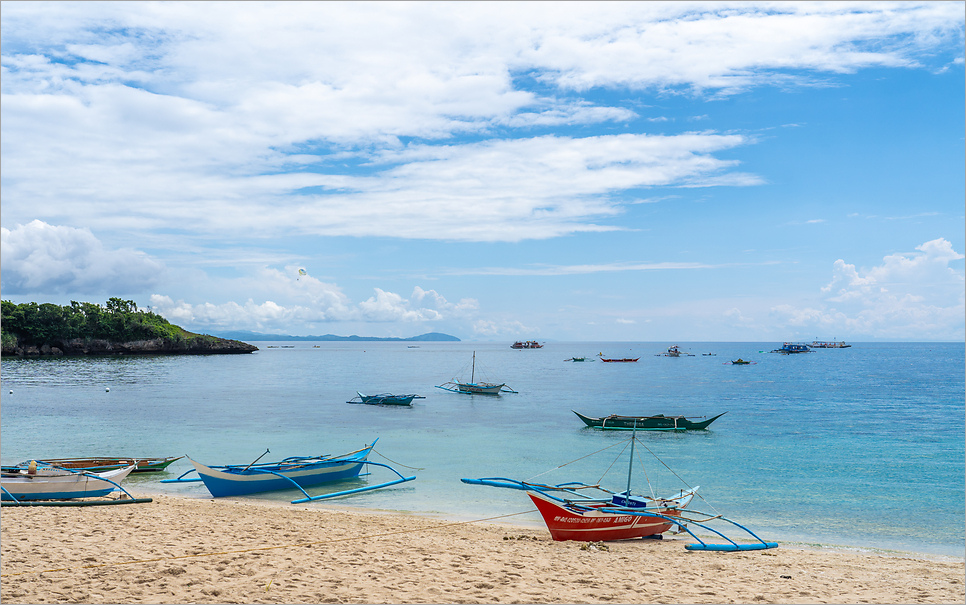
436 351 517 395
1 462 150 506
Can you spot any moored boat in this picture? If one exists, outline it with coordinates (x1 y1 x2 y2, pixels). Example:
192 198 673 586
436 351 517 394
808 340 851 348
657 345 694 357
14 456 183 474
726 358 755 365
1 464 137 501
574 411 726 431
598 356 639 362
510 340 543 349
772 342 811 354
161 439 416 504
347 392 425 406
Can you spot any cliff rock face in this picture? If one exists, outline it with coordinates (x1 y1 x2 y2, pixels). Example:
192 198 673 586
2 335 258 357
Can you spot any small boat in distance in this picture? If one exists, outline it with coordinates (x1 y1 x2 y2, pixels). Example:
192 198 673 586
347 392 425 406
564 357 594 362
809 339 851 348
574 411 726 431
598 352 639 362
657 345 694 357
12 456 182 474
772 342 811 354
510 340 543 349
436 351 517 394
161 439 415 504
726 359 756 365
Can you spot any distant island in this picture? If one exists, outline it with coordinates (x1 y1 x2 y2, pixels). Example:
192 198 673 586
1 299 257 357
209 330 461 342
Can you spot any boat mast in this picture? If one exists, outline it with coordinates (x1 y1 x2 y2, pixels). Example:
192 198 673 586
626 420 637 497
471 351 476 384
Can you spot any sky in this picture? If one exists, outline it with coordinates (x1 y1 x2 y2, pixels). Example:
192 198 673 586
1 1 964 342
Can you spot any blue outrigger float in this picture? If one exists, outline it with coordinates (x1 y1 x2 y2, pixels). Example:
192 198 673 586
462 427 777 552
161 439 415 504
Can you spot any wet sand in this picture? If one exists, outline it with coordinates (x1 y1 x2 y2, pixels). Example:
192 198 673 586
2 493 963 604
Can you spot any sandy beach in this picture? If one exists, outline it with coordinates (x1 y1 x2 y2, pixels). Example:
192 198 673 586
2 492 963 604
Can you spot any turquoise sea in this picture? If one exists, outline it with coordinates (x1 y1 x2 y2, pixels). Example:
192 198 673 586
2 341 963 558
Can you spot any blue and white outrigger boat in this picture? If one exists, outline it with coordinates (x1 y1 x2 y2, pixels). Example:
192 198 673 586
161 439 415 504
463 427 778 552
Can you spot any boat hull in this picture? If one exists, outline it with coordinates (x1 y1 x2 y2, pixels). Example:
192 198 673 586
599 358 639 362
1 465 135 500
190 448 373 498
574 411 726 431
528 491 690 541
17 456 182 473
457 382 505 394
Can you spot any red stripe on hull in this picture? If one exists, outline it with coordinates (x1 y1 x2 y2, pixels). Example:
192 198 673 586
528 493 680 541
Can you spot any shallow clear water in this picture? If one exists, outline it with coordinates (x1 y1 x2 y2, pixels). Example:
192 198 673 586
2 341 963 558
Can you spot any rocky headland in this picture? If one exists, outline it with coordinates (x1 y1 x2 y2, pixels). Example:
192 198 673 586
2 334 257 357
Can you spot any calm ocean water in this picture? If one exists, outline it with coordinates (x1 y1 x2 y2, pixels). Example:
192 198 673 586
2 341 963 558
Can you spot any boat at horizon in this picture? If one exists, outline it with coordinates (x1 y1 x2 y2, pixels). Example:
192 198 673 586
809 340 851 348
657 345 694 357
511 340 543 349
773 342 811 354
598 353 640 362
574 411 726 431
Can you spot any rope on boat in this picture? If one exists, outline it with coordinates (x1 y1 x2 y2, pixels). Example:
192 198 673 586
371 448 425 471
0 509 539 578
596 440 632 486
633 438 720 514
526 439 626 482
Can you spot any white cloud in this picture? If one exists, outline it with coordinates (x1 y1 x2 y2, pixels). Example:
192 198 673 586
0 220 165 294
472 318 534 337
774 238 965 339
358 288 442 322
2 2 961 244
147 282 484 332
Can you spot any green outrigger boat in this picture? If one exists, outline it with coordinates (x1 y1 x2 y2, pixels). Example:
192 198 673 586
12 456 183 474
574 411 726 431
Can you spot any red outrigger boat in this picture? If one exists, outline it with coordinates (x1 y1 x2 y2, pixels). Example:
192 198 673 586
463 428 778 551
526 486 695 541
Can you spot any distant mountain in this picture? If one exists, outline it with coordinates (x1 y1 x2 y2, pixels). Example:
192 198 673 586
208 330 460 342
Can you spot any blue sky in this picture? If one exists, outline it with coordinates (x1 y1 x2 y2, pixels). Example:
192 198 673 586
2 2 964 341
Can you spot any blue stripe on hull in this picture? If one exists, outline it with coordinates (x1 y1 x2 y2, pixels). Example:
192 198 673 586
197 462 367 498
1 487 115 501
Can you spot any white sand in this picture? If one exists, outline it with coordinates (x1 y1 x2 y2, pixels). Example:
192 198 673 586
2 493 963 604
